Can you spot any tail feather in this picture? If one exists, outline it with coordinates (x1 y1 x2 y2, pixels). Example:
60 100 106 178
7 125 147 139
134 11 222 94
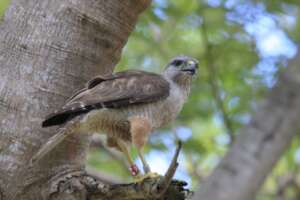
42 112 71 127
30 128 73 165
42 110 89 127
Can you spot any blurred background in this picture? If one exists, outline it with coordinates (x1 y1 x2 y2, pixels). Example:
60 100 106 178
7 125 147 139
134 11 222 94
1 0 300 199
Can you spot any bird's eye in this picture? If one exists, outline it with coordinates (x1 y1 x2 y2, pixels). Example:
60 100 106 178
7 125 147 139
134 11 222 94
172 60 183 67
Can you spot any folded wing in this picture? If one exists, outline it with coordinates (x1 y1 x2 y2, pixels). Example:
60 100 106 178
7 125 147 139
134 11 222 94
42 70 170 127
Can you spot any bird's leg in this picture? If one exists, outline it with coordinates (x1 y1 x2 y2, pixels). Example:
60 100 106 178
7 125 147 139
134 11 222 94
129 117 159 180
135 146 161 182
137 147 151 173
116 139 140 176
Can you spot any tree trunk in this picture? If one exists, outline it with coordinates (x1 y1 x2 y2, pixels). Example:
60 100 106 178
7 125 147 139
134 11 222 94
193 50 300 200
0 0 151 199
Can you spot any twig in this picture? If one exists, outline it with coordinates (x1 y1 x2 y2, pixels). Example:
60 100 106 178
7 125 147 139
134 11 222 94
158 140 182 199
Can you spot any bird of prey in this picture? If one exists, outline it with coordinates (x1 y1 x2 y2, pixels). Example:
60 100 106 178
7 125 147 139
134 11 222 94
31 55 198 177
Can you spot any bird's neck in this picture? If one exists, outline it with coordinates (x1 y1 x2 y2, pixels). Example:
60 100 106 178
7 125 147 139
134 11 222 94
164 74 192 102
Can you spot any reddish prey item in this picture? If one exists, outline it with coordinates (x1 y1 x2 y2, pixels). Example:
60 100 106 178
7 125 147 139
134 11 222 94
130 164 140 176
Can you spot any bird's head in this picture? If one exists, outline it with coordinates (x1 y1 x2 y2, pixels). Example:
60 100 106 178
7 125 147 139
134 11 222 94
163 55 199 86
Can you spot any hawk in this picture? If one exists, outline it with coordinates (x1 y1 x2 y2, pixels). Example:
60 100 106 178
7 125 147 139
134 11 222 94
32 55 198 176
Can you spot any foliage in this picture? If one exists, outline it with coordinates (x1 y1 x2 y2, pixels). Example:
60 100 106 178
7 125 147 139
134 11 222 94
0 0 9 18
1 0 300 199
116 1 300 199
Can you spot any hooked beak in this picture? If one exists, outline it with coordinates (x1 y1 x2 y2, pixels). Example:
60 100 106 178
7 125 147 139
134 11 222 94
181 60 198 75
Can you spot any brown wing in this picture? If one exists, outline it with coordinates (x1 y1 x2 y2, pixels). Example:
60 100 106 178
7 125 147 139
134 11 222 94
42 70 170 127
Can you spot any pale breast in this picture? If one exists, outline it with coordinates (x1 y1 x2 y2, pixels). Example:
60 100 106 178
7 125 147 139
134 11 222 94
121 81 188 129
158 82 188 127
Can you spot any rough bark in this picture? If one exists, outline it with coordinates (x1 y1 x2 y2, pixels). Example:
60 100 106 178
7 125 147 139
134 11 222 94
193 51 300 200
0 0 153 199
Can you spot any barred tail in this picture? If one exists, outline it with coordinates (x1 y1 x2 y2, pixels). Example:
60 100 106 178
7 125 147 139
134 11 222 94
30 128 73 165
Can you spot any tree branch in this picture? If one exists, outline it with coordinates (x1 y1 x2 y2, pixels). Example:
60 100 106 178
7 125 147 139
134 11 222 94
40 140 190 200
45 171 189 200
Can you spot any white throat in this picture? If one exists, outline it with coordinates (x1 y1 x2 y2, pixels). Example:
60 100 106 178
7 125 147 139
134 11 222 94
159 76 191 126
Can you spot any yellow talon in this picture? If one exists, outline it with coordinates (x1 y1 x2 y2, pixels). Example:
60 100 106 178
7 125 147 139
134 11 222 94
133 172 161 183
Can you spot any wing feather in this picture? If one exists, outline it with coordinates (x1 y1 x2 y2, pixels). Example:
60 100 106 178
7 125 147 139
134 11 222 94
42 70 170 127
